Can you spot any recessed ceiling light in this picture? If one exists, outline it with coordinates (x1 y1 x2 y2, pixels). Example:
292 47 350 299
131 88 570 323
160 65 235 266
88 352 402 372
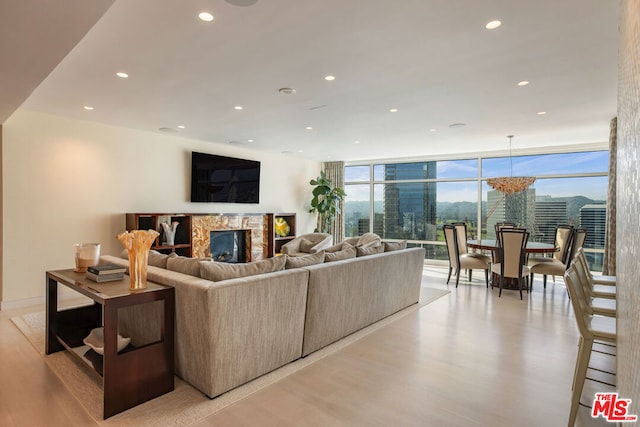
198 12 214 22
517 80 530 86
324 75 336 81
116 72 129 78
278 87 296 95
83 106 94 110
297 149 303 153
234 105 243 110
247 139 254 142
177 125 185 129
485 20 501 30
429 128 437 132
389 108 399 113
225 0 258 6
354 140 361 144
537 111 547 115
305 126 313 130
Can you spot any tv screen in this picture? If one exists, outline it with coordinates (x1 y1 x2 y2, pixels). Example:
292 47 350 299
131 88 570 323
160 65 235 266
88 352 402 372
190 152 260 203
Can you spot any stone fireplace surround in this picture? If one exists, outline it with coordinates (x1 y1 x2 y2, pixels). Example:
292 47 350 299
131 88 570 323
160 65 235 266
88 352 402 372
192 214 268 261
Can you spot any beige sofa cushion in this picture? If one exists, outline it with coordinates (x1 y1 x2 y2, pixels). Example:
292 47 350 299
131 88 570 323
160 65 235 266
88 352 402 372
356 245 385 257
299 238 316 253
324 242 353 253
200 256 286 282
383 240 408 252
167 256 209 277
285 251 324 269
324 247 357 262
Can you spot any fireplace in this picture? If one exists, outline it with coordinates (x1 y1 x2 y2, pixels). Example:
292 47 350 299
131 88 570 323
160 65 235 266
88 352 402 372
210 230 251 263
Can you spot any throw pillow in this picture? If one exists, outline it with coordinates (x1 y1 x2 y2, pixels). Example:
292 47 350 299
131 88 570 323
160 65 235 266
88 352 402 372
383 240 408 252
199 256 287 282
324 242 353 253
356 233 382 248
356 245 385 257
299 238 316 253
285 251 324 269
147 250 178 269
166 256 209 277
324 247 357 262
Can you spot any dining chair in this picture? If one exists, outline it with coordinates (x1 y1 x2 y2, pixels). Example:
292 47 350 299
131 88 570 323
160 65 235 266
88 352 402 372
443 224 491 287
528 225 574 289
494 222 516 239
568 255 616 317
491 228 529 299
575 247 616 287
563 264 616 427
572 248 616 301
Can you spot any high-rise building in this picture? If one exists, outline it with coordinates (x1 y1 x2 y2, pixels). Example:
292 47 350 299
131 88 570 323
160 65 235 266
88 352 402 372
383 162 436 240
486 188 536 237
534 197 568 243
580 204 607 248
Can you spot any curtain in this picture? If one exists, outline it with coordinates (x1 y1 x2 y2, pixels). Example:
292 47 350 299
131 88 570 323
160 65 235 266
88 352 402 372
602 117 617 275
322 161 345 243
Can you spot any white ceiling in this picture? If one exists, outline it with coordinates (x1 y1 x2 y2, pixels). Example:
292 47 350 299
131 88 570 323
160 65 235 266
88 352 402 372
8 0 619 161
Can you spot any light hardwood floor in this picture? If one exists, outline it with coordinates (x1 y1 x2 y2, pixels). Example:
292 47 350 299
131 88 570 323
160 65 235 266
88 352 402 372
0 267 615 426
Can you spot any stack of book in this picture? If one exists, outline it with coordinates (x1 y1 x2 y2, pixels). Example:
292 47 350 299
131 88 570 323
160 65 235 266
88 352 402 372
86 264 126 282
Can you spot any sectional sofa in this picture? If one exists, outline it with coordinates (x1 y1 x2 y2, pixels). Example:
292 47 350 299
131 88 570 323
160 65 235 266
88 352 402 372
100 243 425 399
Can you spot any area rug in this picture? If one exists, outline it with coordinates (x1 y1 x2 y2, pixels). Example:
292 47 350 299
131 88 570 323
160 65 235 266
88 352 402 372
11 286 449 426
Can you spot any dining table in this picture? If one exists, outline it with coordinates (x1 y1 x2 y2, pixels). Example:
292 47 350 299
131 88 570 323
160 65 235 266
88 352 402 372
466 239 557 289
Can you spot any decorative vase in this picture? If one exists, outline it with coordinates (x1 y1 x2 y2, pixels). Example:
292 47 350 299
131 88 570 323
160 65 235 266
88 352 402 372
161 221 180 246
117 229 159 291
274 218 290 237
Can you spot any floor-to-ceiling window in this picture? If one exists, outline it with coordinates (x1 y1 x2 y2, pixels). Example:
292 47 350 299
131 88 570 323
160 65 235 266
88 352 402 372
345 150 608 270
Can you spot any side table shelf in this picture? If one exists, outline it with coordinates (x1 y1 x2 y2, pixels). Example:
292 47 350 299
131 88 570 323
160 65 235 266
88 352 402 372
45 269 175 419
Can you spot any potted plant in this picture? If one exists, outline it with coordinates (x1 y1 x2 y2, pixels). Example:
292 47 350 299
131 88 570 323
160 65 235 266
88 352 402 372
309 171 346 233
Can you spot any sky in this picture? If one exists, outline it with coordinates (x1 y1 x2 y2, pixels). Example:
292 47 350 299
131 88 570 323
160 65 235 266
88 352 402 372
344 151 609 202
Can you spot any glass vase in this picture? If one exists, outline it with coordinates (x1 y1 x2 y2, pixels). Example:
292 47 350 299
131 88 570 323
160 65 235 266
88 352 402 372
117 229 159 291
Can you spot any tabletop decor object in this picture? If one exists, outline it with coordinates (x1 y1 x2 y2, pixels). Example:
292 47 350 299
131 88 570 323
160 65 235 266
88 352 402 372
274 217 290 237
161 221 180 245
486 135 536 195
73 243 101 273
117 229 159 290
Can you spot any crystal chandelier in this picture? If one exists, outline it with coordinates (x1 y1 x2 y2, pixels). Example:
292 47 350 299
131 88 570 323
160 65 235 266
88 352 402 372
486 135 535 195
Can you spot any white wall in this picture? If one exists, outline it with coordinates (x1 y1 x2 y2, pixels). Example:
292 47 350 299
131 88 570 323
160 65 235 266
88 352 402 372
2 109 321 304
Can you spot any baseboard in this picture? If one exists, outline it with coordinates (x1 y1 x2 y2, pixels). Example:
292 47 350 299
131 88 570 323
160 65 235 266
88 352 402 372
1 289 91 311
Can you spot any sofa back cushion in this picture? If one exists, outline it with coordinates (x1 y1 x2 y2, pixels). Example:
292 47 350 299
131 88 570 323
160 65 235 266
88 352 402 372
324 247 357 262
324 242 353 253
199 256 287 282
285 251 324 269
356 245 385 257
119 249 177 269
166 256 209 277
383 240 408 252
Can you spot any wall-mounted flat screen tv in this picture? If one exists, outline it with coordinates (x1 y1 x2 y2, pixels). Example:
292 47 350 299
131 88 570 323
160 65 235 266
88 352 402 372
190 151 260 203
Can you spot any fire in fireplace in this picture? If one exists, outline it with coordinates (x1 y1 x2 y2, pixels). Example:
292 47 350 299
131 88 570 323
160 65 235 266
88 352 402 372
210 230 250 263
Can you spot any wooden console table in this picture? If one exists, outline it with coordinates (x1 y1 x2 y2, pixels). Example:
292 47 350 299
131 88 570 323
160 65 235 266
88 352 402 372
45 269 175 419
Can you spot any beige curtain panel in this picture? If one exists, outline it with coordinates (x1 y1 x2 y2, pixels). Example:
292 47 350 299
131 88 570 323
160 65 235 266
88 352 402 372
322 161 345 243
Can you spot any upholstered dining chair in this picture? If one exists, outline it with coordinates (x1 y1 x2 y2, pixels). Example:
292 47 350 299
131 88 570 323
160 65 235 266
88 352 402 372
563 264 616 427
443 224 491 288
491 228 529 299
281 233 333 257
572 247 616 300
575 247 616 287
528 225 574 289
